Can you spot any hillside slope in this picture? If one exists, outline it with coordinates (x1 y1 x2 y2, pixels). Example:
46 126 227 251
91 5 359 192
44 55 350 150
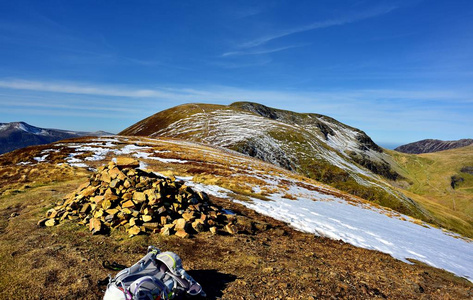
0 136 471 298
388 145 473 236
0 121 112 154
120 102 428 222
395 138 473 154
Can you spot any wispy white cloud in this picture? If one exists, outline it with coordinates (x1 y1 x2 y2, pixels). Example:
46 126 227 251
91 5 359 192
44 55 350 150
237 5 398 49
0 99 143 113
1 78 471 143
0 78 470 104
1 107 138 120
210 58 273 69
0 79 174 98
222 44 308 57
232 7 264 19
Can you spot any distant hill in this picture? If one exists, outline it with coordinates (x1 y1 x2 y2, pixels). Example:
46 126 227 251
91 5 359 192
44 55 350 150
395 139 473 154
388 144 473 237
0 121 113 154
119 102 473 238
120 102 431 221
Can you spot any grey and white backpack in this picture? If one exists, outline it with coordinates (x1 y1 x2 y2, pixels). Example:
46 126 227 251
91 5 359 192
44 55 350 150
103 246 205 300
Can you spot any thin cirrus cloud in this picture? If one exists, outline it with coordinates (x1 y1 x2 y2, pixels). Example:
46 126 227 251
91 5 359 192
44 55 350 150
222 44 308 57
236 5 398 50
0 99 142 113
0 79 469 104
0 79 470 140
0 79 175 99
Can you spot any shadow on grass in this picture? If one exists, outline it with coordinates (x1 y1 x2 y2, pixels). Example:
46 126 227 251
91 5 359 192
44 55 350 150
187 269 237 299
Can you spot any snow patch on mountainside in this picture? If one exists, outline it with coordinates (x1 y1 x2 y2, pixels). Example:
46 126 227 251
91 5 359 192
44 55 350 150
187 179 473 283
240 194 472 282
148 108 390 183
17 122 40 134
152 110 296 147
22 136 473 282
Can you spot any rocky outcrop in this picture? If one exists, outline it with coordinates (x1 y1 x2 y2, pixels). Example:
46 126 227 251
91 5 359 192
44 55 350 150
395 139 473 154
461 166 473 175
38 159 236 237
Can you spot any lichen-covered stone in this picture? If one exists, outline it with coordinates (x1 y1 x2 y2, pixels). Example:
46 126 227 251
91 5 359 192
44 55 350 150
115 157 140 169
89 218 102 234
175 230 189 239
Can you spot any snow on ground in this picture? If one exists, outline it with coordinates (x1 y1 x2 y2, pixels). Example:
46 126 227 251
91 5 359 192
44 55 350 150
96 136 125 143
184 180 236 200
152 110 296 147
34 154 49 162
242 195 473 282
47 138 190 168
21 136 473 281
188 179 473 282
133 151 189 164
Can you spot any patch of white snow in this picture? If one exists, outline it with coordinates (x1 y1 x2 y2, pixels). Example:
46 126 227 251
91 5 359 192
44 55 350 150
235 194 473 282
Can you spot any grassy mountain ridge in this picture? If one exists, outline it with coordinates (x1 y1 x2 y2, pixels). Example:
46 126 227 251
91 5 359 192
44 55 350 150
120 102 473 238
395 138 473 154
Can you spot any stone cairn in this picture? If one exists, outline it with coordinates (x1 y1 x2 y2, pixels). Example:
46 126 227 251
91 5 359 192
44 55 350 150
38 157 237 238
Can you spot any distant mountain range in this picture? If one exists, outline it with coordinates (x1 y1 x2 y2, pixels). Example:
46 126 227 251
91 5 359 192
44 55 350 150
395 139 473 154
0 121 113 154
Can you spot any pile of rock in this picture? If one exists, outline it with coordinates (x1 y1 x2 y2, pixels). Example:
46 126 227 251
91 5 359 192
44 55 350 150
38 158 234 238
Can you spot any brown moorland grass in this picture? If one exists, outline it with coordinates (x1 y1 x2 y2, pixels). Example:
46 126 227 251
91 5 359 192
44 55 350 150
0 138 472 298
0 173 472 299
3 136 473 239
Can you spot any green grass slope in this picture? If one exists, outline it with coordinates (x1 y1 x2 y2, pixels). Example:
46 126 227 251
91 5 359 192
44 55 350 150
389 145 473 237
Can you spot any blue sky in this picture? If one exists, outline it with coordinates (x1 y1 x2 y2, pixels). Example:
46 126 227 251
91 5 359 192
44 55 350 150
0 0 472 147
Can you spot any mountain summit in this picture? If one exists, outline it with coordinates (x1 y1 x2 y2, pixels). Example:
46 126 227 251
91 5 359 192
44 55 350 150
121 102 395 177
120 102 428 220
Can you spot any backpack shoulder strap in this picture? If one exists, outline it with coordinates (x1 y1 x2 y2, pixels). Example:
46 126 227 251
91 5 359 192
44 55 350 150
155 252 182 275
156 252 204 296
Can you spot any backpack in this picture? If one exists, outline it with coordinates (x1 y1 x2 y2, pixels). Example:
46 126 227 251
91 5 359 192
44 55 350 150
103 246 205 300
